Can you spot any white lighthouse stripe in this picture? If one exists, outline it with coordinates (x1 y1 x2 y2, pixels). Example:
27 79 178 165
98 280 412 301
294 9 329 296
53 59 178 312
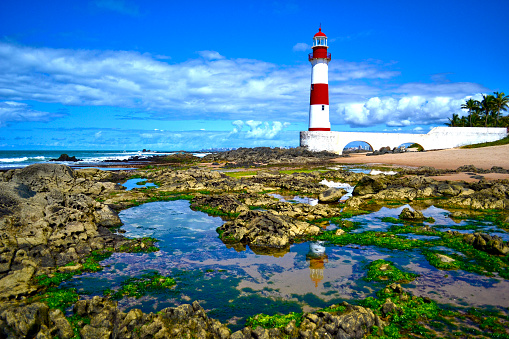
311 62 329 84
309 104 330 129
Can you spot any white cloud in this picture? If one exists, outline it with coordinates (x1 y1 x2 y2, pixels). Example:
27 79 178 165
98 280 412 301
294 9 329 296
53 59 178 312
245 120 288 139
292 43 310 52
0 101 62 127
0 42 311 121
197 51 225 60
231 120 244 133
0 42 489 129
338 95 470 127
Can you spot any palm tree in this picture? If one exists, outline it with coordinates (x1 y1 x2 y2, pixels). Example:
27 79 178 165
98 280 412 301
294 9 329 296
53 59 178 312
461 98 480 127
479 94 495 127
492 92 509 127
446 113 462 127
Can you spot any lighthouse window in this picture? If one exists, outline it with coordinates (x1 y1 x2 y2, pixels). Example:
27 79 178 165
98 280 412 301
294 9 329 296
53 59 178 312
322 105 325 110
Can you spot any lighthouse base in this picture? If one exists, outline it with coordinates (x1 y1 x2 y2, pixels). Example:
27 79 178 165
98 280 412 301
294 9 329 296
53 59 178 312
300 131 341 154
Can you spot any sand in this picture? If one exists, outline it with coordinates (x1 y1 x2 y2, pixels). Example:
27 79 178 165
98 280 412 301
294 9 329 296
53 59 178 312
332 144 509 182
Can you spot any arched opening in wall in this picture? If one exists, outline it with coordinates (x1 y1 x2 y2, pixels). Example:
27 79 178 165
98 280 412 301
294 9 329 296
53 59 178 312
342 141 373 154
398 142 425 152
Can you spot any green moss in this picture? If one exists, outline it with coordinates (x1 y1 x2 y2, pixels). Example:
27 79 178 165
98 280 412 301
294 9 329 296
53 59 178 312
192 204 240 218
117 237 159 253
106 271 176 300
224 171 258 178
36 272 76 287
314 230 427 251
245 312 303 329
67 314 90 339
365 260 418 284
317 304 347 314
40 288 79 313
422 250 462 271
35 250 112 287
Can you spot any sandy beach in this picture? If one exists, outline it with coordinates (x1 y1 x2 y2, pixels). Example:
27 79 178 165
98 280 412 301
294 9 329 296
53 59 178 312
333 144 509 181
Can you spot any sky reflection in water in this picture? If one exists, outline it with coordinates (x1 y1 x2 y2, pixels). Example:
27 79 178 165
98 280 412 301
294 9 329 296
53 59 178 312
64 200 509 329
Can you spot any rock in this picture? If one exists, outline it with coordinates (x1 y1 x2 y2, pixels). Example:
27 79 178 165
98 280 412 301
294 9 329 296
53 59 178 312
436 254 455 263
93 205 122 227
202 147 338 165
381 298 401 317
344 196 363 209
318 188 346 203
50 154 81 162
398 207 425 220
49 309 74 339
80 325 111 339
353 176 387 196
191 194 249 215
72 297 231 339
0 302 49 338
463 232 509 255
11 164 76 193
218 210 320 248
0 266 36 299
335 229 345 236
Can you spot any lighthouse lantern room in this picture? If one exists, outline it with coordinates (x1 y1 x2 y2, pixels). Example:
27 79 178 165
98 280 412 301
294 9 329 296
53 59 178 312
308 27 331 131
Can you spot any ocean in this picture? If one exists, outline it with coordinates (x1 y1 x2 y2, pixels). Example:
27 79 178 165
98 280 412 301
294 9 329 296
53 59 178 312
0 150 209 170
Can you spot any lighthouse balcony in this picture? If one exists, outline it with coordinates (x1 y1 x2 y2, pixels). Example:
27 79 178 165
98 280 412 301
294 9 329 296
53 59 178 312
309 53 331 61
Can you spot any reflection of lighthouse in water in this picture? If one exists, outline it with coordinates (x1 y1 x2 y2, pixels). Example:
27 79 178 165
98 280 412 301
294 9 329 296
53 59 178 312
306 241 328 288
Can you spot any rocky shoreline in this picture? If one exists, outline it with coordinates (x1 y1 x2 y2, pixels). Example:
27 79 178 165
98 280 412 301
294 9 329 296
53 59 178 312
1 158 508 338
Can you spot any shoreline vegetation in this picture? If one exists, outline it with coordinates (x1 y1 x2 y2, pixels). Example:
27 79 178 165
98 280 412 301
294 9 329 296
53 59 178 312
446 91 509 128
1 147 509 338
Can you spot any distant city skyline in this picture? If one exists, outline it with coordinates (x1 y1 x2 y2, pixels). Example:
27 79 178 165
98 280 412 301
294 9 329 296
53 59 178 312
1 0 508 150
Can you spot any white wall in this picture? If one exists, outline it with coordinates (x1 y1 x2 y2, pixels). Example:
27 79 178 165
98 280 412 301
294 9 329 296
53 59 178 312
301 127 508 155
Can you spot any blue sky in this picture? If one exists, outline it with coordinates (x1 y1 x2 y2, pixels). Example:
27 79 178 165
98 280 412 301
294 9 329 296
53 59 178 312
0 0 508 150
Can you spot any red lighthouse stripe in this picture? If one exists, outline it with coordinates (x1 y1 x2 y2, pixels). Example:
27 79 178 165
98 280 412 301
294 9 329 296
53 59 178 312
309 127 331 131
312 46 328 59
310 84 329 105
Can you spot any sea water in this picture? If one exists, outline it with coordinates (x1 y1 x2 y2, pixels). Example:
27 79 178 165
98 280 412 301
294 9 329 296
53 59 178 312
0 150 209 170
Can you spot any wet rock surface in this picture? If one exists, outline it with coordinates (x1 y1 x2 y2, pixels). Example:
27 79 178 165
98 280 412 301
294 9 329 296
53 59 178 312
399 207 425 220
202 147 338 165
1 162 509 338
218 210 321 248
232 302 384 339
463 232 509 255
318 187 347 203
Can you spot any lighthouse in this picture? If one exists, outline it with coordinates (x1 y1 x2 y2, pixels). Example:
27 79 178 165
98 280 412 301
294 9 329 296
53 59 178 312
308 27 331 131
300 27 339 153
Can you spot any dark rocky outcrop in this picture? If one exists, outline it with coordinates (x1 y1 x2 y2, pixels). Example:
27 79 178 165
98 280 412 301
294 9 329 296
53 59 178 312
51 154 81 162
73 297 230 339
232 302 384 339
203 147 338 165
318 187 347 203
350 173 509 210
0 164 127 299
399 207 425 220
191 194 249 215
463 232 509 255
218 210 320 248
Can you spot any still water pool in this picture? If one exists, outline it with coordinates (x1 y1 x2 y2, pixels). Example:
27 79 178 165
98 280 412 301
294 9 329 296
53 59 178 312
64 200 509 330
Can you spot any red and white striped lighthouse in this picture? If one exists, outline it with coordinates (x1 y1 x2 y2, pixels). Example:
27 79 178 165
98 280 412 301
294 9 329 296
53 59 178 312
308 27 331 131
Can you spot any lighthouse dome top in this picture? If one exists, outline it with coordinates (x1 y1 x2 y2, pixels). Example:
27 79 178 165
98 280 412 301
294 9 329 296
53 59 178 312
312 27 328 48
313 28 327 38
